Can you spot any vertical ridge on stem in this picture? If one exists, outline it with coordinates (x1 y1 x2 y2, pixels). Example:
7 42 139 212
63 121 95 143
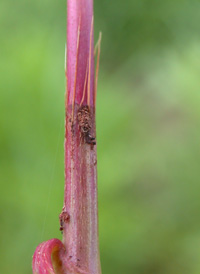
72 24 81 122
80 61 88 106
94 32 102 106
87 16 94 107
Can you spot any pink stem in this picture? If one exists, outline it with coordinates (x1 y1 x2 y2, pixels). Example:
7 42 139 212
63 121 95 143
67 0 94 106
32 1 101 273
59 1 101 273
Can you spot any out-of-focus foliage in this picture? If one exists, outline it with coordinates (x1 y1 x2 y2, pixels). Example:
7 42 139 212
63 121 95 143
1 0 200 273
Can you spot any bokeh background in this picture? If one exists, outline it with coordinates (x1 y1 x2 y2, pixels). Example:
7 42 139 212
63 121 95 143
1 0 200 273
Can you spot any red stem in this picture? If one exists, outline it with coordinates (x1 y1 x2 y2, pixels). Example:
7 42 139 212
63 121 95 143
59 1 101 273
32 1 101 273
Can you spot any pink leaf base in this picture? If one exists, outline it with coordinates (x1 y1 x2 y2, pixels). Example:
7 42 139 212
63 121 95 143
32 238 65 274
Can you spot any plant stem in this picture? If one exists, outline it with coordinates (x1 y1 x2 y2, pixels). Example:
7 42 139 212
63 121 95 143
32 1 101 273
59 1 101 273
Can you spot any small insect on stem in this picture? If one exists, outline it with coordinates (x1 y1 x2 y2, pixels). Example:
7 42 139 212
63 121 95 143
77 105 96 146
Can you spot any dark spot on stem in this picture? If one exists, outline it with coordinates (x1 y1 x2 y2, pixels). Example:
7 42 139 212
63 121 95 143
77 105 96 146
59 208 70 232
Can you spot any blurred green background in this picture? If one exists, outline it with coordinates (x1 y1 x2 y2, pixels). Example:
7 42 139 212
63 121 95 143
1 0 200 273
